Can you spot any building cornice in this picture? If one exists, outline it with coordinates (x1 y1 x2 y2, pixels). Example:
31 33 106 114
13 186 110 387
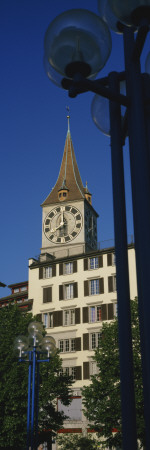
29 243 135 269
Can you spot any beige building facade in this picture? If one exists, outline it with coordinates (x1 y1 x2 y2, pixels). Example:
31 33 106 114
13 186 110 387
28 119 137 445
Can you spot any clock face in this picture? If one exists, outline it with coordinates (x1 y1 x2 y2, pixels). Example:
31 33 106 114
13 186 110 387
85 209 97 248
44 205 83 244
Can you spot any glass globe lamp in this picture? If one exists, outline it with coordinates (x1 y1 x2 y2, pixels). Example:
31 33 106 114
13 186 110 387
28 321 43 336
98 0 123 33
42 336 56 357
28 332 43 348
43 53 65 88
44 9 112 85
14 335 28 357
91 80 126 136
108 0 150 26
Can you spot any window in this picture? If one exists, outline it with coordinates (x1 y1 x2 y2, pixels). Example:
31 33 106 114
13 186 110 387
43 313 48 328
49 312 53 327
65 283 74 299
70 367 76 380
42 312 53 328
61 367 76 381
90 279 100 295
113 254 116 265
63 309 75 326
20 286 27 291
89 257 98 270
43 286 52 303
107 253 115 266
43 266 52 279
108 275 116 293
90 361 99 376
89 305 102 323
84 278 104 296
14 288 19 293
59 340 64 352
59 339 75 353
113 275 117 291
90 332 102 349
71 339 75 352
59 261 77 276
84 255 103 271
114 302 118 317
64 262 73 275
59 282 78 300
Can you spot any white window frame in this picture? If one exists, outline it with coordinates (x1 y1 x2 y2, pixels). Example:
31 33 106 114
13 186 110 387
89 305 102 323
70 367 76 380
90 361 99 376
114 302 118 317
42 312 53 328
43 313 48 328
90 332 102 350
112 253 116 266
90 279 99 295
64 262 73 275
59 338 75 353
49 312 53 328
43 266 52 279
61 367 76 381
112 275 117 291
63 309 75 326
64 283 74 300
89 257 98 270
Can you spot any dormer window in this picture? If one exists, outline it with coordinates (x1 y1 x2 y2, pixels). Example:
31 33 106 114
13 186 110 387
58 189 69 201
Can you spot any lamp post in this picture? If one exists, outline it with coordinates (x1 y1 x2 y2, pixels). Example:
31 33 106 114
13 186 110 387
43 2 150 449
14 322 56 450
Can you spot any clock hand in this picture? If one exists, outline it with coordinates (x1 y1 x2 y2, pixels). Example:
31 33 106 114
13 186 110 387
61 210 64 223
50 222 64 233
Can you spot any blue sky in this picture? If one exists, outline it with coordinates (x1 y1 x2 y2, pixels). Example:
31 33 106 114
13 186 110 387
0 1 149 296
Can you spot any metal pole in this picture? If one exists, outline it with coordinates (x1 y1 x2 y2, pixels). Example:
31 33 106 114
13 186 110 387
124 26 150 449
35 360 40 450
27 351 32 450
109 71 137 450
143 73 150 171
31 346 36 450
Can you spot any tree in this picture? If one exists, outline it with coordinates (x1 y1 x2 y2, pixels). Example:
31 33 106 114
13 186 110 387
82 298 145 449
57 433 99 449
0 305 72 449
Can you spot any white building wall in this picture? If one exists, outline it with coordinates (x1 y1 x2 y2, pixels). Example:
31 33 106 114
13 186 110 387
29 246 137 392
29 246 137 448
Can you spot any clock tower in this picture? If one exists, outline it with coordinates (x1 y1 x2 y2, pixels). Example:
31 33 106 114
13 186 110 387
41 116 98 258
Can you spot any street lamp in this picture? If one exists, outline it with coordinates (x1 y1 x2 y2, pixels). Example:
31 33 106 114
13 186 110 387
14 321 56 450
43 2 150 449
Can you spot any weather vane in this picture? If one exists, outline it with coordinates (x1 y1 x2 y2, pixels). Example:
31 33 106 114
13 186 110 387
66 106 70 132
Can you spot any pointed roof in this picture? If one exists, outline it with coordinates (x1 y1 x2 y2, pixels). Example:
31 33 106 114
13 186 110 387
42 119 86 206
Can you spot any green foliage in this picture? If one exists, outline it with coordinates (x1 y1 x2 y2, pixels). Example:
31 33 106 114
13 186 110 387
0 305 72 449
57 433 99 450
82 298 145 449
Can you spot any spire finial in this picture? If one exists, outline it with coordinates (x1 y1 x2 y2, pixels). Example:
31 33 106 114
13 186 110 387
66 106 70 132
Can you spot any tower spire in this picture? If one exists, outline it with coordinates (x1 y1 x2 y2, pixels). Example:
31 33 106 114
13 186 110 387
42 115 86 206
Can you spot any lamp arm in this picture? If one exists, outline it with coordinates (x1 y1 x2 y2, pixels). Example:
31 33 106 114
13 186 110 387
62 73 129 107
